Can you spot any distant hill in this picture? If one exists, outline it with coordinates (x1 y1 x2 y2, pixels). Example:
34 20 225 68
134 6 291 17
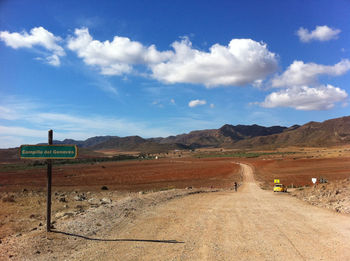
90 136 190 153
43 124 289 152
54 123 289 151
39 116 350 151
156 124 287 148
3 116 350 159
52 136 117 148
233 116 350 149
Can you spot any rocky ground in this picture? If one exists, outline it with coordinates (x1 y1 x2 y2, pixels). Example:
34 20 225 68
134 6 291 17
0 187 220 260
291 177 350 214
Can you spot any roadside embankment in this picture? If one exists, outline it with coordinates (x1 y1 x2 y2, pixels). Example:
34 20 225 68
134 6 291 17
291 178 350 214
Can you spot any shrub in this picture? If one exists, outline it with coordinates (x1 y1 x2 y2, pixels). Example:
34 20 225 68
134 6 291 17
2 195 15 202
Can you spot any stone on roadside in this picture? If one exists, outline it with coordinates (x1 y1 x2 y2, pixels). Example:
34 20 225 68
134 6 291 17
59 197 67 202
88 198 99 204
55 212 74 219
74 194 86 201
100 198 112 204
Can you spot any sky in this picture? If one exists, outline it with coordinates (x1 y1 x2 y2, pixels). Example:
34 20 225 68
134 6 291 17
1 0 350 148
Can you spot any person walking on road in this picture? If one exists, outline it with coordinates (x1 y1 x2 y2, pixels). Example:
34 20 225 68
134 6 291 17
234 182 238 192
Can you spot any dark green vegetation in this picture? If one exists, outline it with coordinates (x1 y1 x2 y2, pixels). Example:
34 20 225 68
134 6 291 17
0 154 141 172
194 151 296 158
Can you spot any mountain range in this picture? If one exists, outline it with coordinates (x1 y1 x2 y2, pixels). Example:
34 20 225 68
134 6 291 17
51 116 350 152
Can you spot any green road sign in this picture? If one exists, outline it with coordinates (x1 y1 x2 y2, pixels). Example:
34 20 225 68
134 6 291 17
20 145 78 159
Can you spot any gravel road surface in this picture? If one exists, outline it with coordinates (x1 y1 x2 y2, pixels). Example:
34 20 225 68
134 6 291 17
73 163 350 260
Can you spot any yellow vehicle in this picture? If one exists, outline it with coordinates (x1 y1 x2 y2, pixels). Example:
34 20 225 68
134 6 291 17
273 184 287 192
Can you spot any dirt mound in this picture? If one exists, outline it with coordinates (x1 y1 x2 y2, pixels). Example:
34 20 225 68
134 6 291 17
291 178 350 214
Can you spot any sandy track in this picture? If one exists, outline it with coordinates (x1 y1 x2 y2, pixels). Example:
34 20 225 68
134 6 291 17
67 163 350 260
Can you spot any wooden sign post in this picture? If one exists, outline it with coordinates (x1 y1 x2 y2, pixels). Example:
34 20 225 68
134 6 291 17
19 130 78 232
47 130 53 232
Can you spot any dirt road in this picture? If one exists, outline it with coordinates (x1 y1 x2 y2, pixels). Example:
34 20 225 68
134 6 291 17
66 163 350 260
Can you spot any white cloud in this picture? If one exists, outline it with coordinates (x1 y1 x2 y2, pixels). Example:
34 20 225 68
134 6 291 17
210 103 215 108
189 99 207 107
0 136 24 149
151 100 163 108
46 54 61 66
90 80 118 96
27 112 171 137
0 96 175 148
151 37 278 87
67 29 278 87
170 99 176 104
297 25 341 42
1 27 278 87
0 27 65 66
165 116 221 134
0 97 40 120
0 105 17 120
67 28 173 75
272 59 350 88
266 59 350 110
261 85 348 110
0 125 47 138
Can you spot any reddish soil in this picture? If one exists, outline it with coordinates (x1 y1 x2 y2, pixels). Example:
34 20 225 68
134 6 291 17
245 157 350 188
0 157 239 242
1 154 350 260
2 155 350 192
0 158 241 192
2 164 350 260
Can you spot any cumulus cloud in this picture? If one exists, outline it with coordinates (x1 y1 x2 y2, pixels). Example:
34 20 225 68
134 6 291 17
67 30 278 87
0 27 65 66
272 59 350 88
263 59 350 110
189 99 207 107
151 37 278 87
297 25 341 42
261 85 348 110
0 27 278 87
67 28 173 75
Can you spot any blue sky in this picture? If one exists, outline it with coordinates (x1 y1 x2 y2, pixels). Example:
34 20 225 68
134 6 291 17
1 0 350 148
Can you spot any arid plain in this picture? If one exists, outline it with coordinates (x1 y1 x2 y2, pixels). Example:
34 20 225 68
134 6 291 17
0 146 350 260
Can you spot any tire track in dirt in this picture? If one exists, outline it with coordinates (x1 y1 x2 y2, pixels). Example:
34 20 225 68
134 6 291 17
237 163 306 259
